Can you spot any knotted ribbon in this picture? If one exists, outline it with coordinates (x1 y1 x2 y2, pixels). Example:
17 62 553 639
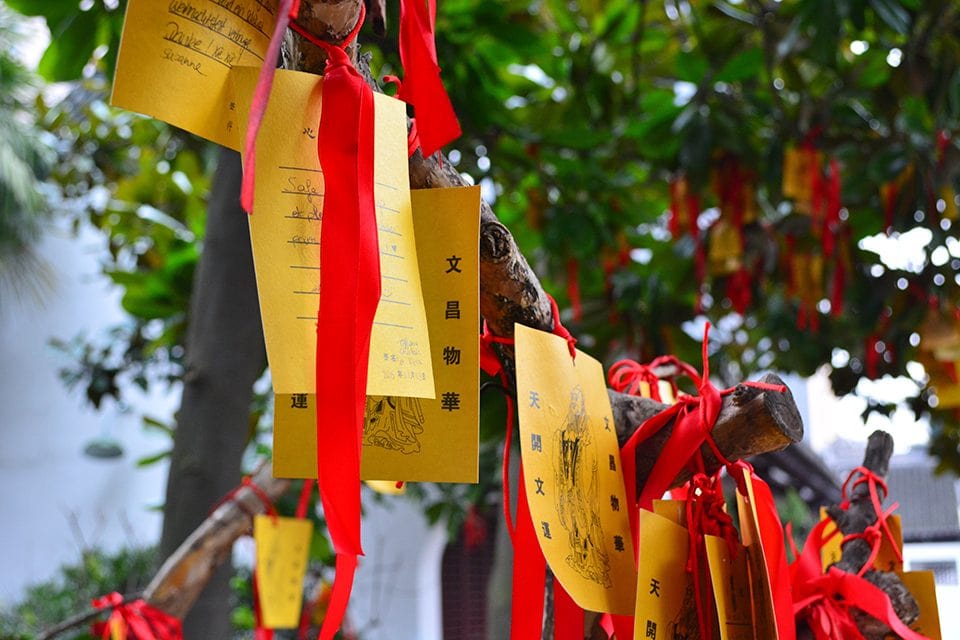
611 326 791 640
790 519 928 639
837 466 903 575
91 593 182 640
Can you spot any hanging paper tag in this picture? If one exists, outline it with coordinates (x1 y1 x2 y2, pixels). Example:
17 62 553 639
253 515 314 629
634 510 698 639
362 186 480 481
652 499 686 526
365 480 406 495
229 67 435 398
899 571 943 639
818 508 904 573
111 0 275 149
708 220 744 276
273 186 481 482
704 535 753 640
515 324 636 614
736 478 776 638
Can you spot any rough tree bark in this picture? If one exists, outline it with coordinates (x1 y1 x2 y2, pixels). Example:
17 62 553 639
157 148 267 639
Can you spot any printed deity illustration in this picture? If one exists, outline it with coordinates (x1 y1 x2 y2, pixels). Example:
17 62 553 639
669 582 699 640
363 396 425 454
552 386 612 587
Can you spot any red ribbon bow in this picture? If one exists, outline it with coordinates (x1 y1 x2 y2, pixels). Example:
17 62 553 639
91 593 182 640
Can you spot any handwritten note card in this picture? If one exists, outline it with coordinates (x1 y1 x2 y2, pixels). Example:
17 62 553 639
253 514 313 628
273 186 481 482
515 324 636 615
111 0 275 148
229 66 435 398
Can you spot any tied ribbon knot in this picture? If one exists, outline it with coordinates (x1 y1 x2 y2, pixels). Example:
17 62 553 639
91 593 182 640
790 519 929 640
610 325 792 640
837 466 904 576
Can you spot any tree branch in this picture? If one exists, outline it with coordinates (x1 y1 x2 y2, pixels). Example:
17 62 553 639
822 430 919 639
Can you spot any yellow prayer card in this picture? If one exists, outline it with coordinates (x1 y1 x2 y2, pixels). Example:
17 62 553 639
515 325 636 615
273 186 481 483
634 510 697 639
253 515 313 629
229 67 434 399
900 571 942 639
111 0 276 148
704 535 754 640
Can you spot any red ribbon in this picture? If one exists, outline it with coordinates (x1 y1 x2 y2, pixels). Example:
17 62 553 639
480 294 584 638
240 0 298 213
286 8 379 639
395 0 461 157
837 466 904 574
91 593 183 640
791 520 928 640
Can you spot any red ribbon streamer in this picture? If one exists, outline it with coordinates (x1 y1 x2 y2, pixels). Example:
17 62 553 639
91 593 183 640
286 8 379 639
239 0 297 213
395 0 461 157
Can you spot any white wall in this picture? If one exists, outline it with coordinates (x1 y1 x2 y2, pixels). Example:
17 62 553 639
0 223 174 605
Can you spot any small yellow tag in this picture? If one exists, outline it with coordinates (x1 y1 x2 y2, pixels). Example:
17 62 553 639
515 324 636 614
900 570 943 639
111 0 275 148
704 535 753 640
365 480 406 495
253 515 313 629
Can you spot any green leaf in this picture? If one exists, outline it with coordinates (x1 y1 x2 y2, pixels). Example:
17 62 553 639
37 10 101 81
4 0 76 21
869 0 911 34
676 51 709 83
136 449 172 467
715 48 764 83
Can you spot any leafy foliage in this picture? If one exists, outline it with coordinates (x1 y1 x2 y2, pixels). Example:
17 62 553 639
0 7 55 303
0 547 157 640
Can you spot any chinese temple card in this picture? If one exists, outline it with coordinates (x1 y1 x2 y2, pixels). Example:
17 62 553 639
273 186 481 482
900 570 942 639
111 0 276 148
253 514 313 628
819 508 903 574
230 66 434 398
515 324 636 614
634 510 697 639
705 535 754 640
361 186 480 481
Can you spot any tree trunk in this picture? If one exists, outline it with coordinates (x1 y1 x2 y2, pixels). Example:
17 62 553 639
158 148 266 639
